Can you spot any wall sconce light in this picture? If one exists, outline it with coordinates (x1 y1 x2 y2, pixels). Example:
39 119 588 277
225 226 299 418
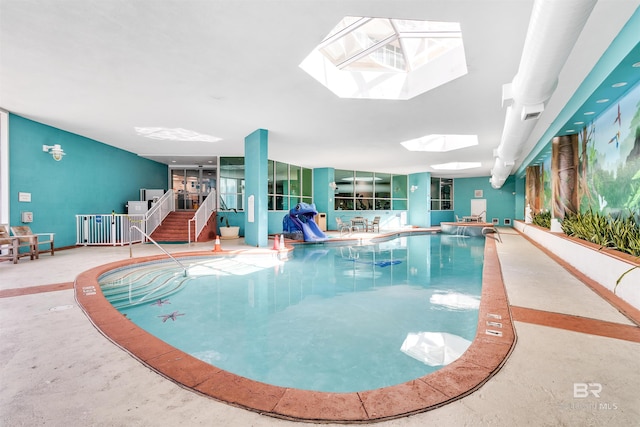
329 182 338 191
43 144 65 161
410 185 419 193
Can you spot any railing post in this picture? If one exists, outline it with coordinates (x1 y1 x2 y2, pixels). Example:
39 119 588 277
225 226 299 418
111 214 116 246
83 216 89 246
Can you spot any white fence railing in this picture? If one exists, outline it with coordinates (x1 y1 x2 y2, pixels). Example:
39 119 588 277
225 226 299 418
76 214 146 246
189 190 217 244
145 189 175 237
76 189 220 246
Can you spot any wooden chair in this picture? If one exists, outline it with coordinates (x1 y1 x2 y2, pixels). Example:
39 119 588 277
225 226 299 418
10 225 55 259
0 224 36 264
366 216 381 232
0 225 21 264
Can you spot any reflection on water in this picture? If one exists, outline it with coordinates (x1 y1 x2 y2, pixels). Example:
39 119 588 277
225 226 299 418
101 234 485 392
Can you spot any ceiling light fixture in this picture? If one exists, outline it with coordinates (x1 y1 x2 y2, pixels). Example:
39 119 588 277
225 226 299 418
611 82 627 88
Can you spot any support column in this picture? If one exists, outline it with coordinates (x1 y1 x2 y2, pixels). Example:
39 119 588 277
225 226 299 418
244 129 268 247
408 172 430 227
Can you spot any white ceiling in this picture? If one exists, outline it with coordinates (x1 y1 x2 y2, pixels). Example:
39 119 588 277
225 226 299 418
1 0 638 177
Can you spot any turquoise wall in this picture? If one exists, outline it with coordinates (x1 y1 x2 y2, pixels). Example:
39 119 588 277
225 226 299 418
243 129 269 247
431 210 454 225
313 168 332 216
453 176 517 226
9 114 168 248
408 172 430 227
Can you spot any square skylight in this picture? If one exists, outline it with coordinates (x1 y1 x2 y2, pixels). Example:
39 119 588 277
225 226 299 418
431 162 481 170
135 127 221 142
401 134 478 152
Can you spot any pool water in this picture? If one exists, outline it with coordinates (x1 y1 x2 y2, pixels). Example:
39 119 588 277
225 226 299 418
100 234 485 392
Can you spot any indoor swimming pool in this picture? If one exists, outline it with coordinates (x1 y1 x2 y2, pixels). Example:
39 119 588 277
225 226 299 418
99 234 485 393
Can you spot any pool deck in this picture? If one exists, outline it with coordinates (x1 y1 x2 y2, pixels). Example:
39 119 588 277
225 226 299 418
1 228 639 425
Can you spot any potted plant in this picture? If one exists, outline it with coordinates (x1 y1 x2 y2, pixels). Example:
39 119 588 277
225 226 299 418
218 209 240 239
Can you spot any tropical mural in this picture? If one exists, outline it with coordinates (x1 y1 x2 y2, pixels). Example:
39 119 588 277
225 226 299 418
527 82 640 218
579 82 640 215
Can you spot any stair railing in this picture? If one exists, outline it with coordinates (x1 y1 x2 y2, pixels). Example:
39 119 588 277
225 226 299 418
129 225 187 277
145 189 175 238
188 189 217 244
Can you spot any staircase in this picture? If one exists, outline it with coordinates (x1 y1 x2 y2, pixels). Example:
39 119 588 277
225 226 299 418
149 211 195 242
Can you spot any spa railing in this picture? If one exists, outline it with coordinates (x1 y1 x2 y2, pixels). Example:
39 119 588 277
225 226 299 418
129 225 187 277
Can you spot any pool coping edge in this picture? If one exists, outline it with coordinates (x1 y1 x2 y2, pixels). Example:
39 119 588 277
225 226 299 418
74 235 515 423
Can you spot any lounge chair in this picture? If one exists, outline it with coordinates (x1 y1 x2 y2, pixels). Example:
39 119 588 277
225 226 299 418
367 216 381 232
336 218 354 235
0 225 21 264
10 225 55 259
469 211 486 222
0 224 36 264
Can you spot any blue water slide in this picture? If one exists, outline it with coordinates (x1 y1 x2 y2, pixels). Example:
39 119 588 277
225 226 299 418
288 215 328 242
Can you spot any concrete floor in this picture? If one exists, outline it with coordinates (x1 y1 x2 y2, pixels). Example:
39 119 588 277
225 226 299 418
1 229 639 426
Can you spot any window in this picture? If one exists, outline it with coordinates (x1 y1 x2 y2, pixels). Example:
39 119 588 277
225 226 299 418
219 157 245 210
269 160 312 211
334 170 407 210
430 177 453 210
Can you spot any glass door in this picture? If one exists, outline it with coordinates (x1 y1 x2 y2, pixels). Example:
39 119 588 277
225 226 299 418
171 168 216 210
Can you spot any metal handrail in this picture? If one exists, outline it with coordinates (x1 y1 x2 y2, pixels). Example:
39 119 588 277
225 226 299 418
188 190 217 244
145 190 175 237
129 225 187 277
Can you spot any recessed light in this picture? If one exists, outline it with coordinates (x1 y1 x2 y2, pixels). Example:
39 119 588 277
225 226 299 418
565 129 575 133
632 62 640 68
596 98 609 103
171 160 176 163
584 111 595 115
208 160 213 163
573 121 584 125
611 82 627 88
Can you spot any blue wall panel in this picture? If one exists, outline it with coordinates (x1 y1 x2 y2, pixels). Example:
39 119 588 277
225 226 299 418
454 176 517 225
9 114 168 248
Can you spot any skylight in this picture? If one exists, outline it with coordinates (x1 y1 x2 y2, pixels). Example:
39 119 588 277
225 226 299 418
300 16 467 100
135 127 221 142
401 134 478 152
431 162 481 170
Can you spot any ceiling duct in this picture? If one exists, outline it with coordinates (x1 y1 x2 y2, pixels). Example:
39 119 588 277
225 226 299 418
490 0 597 189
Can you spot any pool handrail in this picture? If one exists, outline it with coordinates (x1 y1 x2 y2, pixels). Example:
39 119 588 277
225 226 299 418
129 225 188 277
